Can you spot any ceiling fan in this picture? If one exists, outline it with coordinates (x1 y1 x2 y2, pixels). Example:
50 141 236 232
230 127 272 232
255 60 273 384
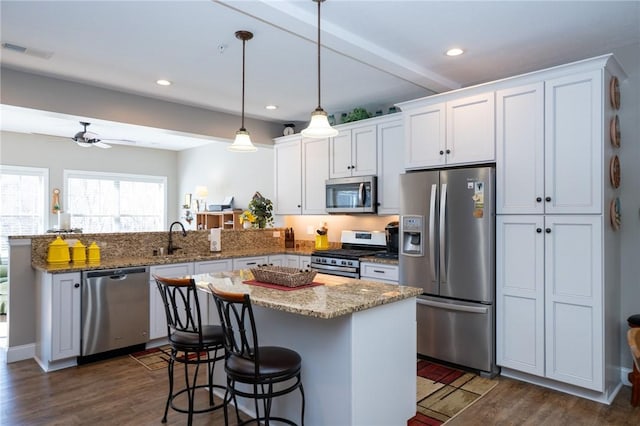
72 121 112 148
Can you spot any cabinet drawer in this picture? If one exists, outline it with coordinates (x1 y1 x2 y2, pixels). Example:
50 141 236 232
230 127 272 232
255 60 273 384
233 256 268 270
194 259 233 274
360 263 399 282
150 262 194 278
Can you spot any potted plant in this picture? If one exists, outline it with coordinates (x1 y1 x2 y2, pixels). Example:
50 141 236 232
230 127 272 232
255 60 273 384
248 192 274 228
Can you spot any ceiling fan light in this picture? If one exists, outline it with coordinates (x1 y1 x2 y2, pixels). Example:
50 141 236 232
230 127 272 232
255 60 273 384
228 129 257 152
76 140 92 148
301 108 339 138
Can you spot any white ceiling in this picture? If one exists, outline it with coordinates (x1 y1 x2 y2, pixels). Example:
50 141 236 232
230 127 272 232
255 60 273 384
1 0 639 150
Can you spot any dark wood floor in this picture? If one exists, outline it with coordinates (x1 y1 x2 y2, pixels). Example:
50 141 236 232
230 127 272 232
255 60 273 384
1 347 639 425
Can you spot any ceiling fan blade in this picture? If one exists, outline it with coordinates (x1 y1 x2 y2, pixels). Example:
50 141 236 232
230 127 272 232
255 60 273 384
94 141 112 149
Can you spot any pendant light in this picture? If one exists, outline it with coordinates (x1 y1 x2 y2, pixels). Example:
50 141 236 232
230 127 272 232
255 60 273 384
228 30 257 152
301 0 338 138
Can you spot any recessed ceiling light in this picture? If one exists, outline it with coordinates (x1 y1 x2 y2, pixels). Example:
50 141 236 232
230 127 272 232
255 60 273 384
265 105 278 110
446 48 464 57
156 79 172 86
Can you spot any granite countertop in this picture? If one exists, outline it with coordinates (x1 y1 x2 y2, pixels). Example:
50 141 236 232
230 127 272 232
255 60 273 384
33 247 315 273
195 271 421 319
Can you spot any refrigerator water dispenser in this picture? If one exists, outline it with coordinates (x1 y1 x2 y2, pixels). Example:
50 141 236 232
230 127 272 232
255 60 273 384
401 215 423 256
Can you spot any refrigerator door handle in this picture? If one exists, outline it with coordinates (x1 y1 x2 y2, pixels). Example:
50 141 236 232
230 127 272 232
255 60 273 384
439 183 447 284
429 184 437 283
417 298 489 314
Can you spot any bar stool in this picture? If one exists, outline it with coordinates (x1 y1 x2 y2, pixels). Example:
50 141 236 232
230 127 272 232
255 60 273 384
209 286 305 426
628 314 640 406
154 275 228 425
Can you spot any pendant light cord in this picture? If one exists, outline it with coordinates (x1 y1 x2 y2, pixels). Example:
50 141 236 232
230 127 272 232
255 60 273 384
316 0 322 110
241 37 246 130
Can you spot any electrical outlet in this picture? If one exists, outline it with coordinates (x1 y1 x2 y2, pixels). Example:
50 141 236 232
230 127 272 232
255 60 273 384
272 231 280 238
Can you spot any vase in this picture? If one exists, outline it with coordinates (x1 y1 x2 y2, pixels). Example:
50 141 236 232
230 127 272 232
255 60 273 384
257 219 266 229
243 222 252 229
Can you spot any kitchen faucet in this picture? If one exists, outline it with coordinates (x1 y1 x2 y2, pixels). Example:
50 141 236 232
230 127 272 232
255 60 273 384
168 221 187 255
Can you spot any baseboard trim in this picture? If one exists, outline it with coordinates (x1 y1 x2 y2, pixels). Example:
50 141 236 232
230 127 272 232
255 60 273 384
621 367 632 386
6 343 35 363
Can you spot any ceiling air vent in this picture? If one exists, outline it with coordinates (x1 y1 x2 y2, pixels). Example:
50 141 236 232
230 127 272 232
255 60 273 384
1 42 53 59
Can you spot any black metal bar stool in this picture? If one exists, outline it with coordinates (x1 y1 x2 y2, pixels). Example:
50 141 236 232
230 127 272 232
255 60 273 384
628 314 640 406
154 275 229 425
209 285 305 425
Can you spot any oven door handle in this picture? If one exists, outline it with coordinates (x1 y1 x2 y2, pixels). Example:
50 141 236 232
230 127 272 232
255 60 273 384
310 263 358 274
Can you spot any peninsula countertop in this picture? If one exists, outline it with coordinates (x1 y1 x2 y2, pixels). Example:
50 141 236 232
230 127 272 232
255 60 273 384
194 270 421 319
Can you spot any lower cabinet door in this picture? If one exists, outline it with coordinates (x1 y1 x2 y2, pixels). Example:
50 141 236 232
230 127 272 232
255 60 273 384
51 272 82 360
496 215 545 376
544 215 603 391
149 263 194 340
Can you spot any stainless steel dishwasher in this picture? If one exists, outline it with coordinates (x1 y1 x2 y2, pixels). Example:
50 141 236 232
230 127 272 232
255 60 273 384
81 267 150 356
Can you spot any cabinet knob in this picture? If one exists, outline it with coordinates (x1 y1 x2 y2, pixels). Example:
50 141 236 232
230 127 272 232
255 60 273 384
74 283 80 288
545 197 551 202
439 150 444 155
297 204 301 208
536 197 542 202
536 228 542 233
446 149 451 154
545 228 551 234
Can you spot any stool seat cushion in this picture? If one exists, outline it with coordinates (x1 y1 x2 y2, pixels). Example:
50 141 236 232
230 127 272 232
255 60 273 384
170 325 224 349
628 314 640 327
226 346 302 380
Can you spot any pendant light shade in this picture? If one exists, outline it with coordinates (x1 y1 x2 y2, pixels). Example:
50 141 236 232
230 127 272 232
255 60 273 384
228 30 257 152
302 0 338 138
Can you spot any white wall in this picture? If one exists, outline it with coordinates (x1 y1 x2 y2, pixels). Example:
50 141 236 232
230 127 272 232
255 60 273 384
176 140 276 229
615 42 640 370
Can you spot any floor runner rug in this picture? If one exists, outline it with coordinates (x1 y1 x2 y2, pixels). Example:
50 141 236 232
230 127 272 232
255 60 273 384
409 359 498 425
129 345 205 371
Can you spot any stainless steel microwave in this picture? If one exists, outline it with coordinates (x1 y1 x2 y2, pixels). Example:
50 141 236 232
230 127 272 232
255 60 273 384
325 176 377 214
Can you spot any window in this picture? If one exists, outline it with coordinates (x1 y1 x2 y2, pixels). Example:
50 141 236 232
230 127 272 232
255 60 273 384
64 170 166 233
0 165 48 259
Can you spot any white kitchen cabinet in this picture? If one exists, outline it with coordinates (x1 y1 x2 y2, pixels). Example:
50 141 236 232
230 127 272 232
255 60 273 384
401 92 494 170
149 262 194 340
497 215 603 391
376 118 404 214
274 137 302 215
496 83 545 214
329 124 377 178
35 271 82 371
544 71 603 214
300 255 311 270
267 255 284 266
360 262 398 284
496 216 545 376
274 135 328 215
284 255 300 268
302 137 329 214
233 256 269 270
495 55 623 401
194 259 233 274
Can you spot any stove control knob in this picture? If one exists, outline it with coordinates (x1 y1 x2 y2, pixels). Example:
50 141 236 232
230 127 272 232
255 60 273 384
330 259 336 264
348 261 353 266
341 260 346 265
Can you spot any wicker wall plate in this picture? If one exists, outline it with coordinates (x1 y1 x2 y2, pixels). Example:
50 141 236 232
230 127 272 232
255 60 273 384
610 115 621 148
610 198 621 231
610 76 620 110
609 155 620 188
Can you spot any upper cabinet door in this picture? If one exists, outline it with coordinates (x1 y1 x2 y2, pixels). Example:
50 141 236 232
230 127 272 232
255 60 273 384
404 103 446 170
377 119 403 215
496 83 545 214
274 138 302 215
351 125 377 176
302 137 329 214
446 92 495 165
329 125 377 178
329 130 353 178
544 71 602 214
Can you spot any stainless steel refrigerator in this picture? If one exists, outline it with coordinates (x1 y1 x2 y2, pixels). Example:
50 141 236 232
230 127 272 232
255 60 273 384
399 166 498 376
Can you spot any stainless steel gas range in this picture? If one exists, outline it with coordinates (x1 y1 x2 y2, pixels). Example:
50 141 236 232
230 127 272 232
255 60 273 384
310 230 388 278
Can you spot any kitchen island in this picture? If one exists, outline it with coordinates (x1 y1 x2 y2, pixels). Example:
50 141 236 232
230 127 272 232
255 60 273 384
195 271 422 426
